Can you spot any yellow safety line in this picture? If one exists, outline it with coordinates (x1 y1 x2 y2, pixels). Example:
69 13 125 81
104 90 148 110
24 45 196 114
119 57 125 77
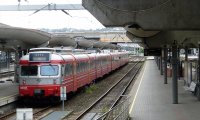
129 61 147 114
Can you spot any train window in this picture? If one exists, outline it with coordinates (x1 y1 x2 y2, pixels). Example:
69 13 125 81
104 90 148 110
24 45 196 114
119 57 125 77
77 62 89 73
40 65 59 76
21 66 38 76
113 56 119 61
85 62 88 71
91 60 95 69
77 63 81 73
98 59 101 66
65 64 72 75
81 62 86 72
81 62 85 72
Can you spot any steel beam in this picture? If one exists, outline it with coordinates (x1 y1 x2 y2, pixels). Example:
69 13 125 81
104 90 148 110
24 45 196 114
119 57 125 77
0 4 84 11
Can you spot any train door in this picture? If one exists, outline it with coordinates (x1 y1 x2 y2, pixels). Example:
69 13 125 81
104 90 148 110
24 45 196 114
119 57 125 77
63 63 73 92
73 61 77 91
86 55 91 84
94 55 97 80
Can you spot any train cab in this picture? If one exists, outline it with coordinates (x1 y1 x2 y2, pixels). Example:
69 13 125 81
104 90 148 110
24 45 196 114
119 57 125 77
19 49 66 97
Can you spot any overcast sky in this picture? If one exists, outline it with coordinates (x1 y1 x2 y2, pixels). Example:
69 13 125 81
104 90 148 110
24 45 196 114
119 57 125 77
0 0 105 29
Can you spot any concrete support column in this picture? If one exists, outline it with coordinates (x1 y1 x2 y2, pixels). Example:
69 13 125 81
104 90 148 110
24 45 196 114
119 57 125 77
164 46 168 84
172 42 178 104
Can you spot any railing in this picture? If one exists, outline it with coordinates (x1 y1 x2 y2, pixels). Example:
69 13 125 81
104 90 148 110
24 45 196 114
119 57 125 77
97 95 130 120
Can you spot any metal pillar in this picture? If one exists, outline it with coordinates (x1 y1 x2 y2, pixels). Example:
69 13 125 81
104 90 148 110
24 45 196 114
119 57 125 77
156 57 158 67
185 47 188 86
177 48 180 79
14 51 19 83
160 53 163 75
197 44 200 100
180 60 183 78
158 57 160 70
185 47 188 61
172 42 178 104
190 62 192 83
6 51 10 69
164 46 168 84
198 44 200 84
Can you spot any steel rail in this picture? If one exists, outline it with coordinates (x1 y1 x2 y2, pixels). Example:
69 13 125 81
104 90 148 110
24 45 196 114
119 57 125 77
0 71 14 78
0 111 16 120
109 58 143 109
0 71 14 75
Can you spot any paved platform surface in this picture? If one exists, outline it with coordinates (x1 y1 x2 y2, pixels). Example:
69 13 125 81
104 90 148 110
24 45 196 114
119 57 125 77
41 111 71 120
0 64 17 106
0 82 18 106
129 60 200 120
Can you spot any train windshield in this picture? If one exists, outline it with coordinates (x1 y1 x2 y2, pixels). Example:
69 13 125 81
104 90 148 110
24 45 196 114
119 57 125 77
40 65 59 76
21 66 38 76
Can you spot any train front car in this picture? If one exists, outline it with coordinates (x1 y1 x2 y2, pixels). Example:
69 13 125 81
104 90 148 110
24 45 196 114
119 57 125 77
18 49 64 100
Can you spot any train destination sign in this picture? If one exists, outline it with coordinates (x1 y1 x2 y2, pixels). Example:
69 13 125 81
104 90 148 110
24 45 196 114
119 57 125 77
144 48 161 56
29 53 50 62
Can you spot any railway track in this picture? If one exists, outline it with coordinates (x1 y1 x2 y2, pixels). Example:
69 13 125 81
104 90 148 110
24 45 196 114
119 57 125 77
0 106 52 120
65 58 144 120
0 71 14 79
0 110 16 120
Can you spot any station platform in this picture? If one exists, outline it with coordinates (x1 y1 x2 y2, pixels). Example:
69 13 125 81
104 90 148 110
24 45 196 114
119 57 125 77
129 60 200 120
0 64 14 73
0 64 18 107
0 82 18 107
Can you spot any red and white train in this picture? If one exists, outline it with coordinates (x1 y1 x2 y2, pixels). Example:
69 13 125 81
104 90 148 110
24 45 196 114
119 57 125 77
18 48 129 100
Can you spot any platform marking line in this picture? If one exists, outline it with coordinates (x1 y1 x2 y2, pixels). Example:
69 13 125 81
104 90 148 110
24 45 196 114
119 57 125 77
129 62 146 114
